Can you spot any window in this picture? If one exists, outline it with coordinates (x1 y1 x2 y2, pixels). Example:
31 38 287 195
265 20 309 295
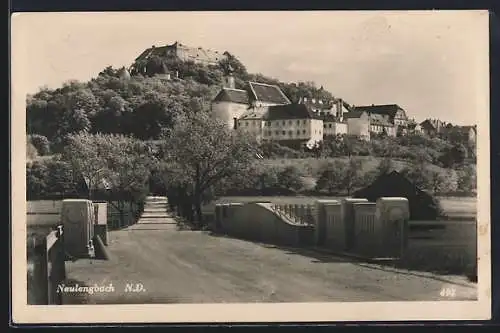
288 130 293 136
288 120 292 125
303 130 306 134
282 131 286 135
323 124 327 128
245 122 248 127
303 120 306 124
329 124 332 128
282 121 286 126
297 130 300 135
296 120 300 125
275 130 279 135
319 131 322 135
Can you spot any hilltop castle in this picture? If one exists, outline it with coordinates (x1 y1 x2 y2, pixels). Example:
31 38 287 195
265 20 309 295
133 41 227 67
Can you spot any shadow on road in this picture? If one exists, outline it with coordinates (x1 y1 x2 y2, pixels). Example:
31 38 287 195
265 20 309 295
204 231 477 288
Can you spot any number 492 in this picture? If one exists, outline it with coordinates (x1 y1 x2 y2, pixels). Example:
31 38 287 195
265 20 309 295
440 287 456 298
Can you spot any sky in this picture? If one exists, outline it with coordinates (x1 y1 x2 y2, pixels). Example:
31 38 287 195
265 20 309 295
12 10 489 125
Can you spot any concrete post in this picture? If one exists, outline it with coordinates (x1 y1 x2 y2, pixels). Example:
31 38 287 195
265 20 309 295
61 199 94 258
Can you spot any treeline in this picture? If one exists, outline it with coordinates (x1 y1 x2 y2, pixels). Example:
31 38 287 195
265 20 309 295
214 156 476 198
27 53 337 153
27 111 261 228
262 134 475 168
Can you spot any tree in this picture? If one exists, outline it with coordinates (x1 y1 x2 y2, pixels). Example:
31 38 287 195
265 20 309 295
344 157 363 195
28 134 50 156
26 141 38 161
63 132 110 200
457 165 477 193
315 161 346 194
44 157 77 196
376 157 394 176
277 166 303 192
427 169 449 195
160 111 257 226
62 132 153 227
26 161 48 199
104 136 153 227
400 164 429 190
439 143 467 168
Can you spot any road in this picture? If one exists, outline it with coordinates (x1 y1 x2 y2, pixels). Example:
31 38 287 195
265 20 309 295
63 211 477 304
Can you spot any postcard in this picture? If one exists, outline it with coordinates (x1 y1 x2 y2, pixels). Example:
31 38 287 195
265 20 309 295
11 10 491 324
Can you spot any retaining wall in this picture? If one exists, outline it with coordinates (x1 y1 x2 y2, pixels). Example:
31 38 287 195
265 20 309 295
213 202 314 247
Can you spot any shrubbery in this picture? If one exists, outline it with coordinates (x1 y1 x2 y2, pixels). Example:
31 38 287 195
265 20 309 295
28 134 50 156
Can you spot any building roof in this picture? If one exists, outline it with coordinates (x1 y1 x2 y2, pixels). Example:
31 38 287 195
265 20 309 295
248 82 291 105
353 170 442 220
456 125 477 133
265 104 321 120
419 119 436 130
353 104 404 120
343 110 367 119
212 88 249 104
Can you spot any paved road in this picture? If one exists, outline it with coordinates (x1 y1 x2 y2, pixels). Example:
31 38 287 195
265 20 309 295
63 203 477 304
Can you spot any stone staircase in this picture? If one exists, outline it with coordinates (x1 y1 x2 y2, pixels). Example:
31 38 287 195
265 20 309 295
127 196 177 230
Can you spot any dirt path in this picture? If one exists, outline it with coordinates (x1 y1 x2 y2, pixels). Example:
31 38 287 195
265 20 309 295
63 217 477 304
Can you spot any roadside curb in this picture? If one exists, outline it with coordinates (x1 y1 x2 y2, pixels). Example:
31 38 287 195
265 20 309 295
309 246 476 289
310 247 396 264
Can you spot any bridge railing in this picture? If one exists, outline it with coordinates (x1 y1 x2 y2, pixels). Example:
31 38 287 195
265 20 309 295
270 204 315 226
27 225 66 305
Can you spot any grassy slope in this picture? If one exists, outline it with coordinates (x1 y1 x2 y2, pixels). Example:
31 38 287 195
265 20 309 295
257 156 455 191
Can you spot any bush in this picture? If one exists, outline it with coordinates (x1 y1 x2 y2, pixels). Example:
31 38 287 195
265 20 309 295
456 165 477 193
28 134 50 156
315 160 346 194
26 142 38 160
277 166 304 192
26 161 48 199
26 157 78 200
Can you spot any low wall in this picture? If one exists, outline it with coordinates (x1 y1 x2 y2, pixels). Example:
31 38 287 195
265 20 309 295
315 200 342 249
315 197 410 259
213 202 314 247
352 202 379 257
27 227 65 305
27 200 62 226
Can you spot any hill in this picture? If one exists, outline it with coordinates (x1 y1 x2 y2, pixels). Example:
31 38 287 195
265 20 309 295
25 43 477 201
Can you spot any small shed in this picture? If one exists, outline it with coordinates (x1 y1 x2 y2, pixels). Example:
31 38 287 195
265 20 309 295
353 171 443 220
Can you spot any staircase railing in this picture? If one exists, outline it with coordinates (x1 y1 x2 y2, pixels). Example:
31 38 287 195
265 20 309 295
270 203 315 226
